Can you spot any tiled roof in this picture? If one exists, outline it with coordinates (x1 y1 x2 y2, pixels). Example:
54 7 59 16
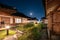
41 17 46 20
28 17 38 20
11 12 29 18
0 3 38 21
11 12 38 20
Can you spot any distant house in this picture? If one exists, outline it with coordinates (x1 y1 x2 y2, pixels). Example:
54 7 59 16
41 17 46 23
27 17 38 24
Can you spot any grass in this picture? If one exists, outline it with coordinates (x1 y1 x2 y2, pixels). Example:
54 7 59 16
16 23 44 40
0 23 44 40
0 29 16 40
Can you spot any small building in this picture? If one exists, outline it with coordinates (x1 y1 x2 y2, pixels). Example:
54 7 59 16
41 17 46 23
27 17 38 24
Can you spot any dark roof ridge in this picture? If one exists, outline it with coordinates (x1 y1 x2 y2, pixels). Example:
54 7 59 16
0 3 16 10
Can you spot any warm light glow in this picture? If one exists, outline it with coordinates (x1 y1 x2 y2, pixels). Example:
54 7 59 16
5 25 10 29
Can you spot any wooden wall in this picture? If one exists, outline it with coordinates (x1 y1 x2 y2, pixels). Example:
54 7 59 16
46 0 60 35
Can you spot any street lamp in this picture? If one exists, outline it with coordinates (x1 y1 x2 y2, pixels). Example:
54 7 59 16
5 25 10 35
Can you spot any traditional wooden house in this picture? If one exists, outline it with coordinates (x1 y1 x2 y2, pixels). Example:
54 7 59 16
11 12 29 24
0 4 29 28
0 3 38 28
45 0 60 36
12 12 38 24
27 17 38 24
0 4 17 28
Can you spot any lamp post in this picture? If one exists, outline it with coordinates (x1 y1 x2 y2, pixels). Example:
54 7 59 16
5 25 10 35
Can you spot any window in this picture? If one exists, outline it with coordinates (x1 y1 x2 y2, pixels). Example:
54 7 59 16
15 18 21 23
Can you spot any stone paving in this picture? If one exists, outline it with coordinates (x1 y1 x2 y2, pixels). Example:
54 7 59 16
40 29 48 40
2 28 60 40
3 35 17 40
40 28 60 40
51 35 60 40
3 30 24 40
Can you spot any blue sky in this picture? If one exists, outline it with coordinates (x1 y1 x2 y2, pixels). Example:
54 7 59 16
0 0 45 20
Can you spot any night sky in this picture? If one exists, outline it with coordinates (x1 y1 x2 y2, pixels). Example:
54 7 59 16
0 0 45 20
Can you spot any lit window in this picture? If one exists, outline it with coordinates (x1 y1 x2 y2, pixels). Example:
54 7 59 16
15 18 21 23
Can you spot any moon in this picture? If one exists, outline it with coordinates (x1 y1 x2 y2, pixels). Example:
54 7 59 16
30 13 33 15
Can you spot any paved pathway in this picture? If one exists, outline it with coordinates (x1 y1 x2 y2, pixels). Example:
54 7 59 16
3 30 24 40
40 29 60 40
40 29 48 40
3 35 17 40
51 35 60 40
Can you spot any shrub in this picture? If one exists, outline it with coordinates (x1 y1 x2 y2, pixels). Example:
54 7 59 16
24 23 34 28
27 27 41 40
17 23 43 40
38 23 45 29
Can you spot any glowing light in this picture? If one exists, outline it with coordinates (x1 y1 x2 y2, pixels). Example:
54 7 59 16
30 13 33 16
5 25 10 29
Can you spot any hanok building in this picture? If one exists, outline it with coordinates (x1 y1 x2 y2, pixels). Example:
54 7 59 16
0 4 17 28
11 12 30 24
0 4 38 28
27 17 38 24
12 12 38 24
0 4 29 28
45 0 60 35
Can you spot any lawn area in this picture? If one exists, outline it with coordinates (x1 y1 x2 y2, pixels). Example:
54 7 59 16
0 29 16 40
